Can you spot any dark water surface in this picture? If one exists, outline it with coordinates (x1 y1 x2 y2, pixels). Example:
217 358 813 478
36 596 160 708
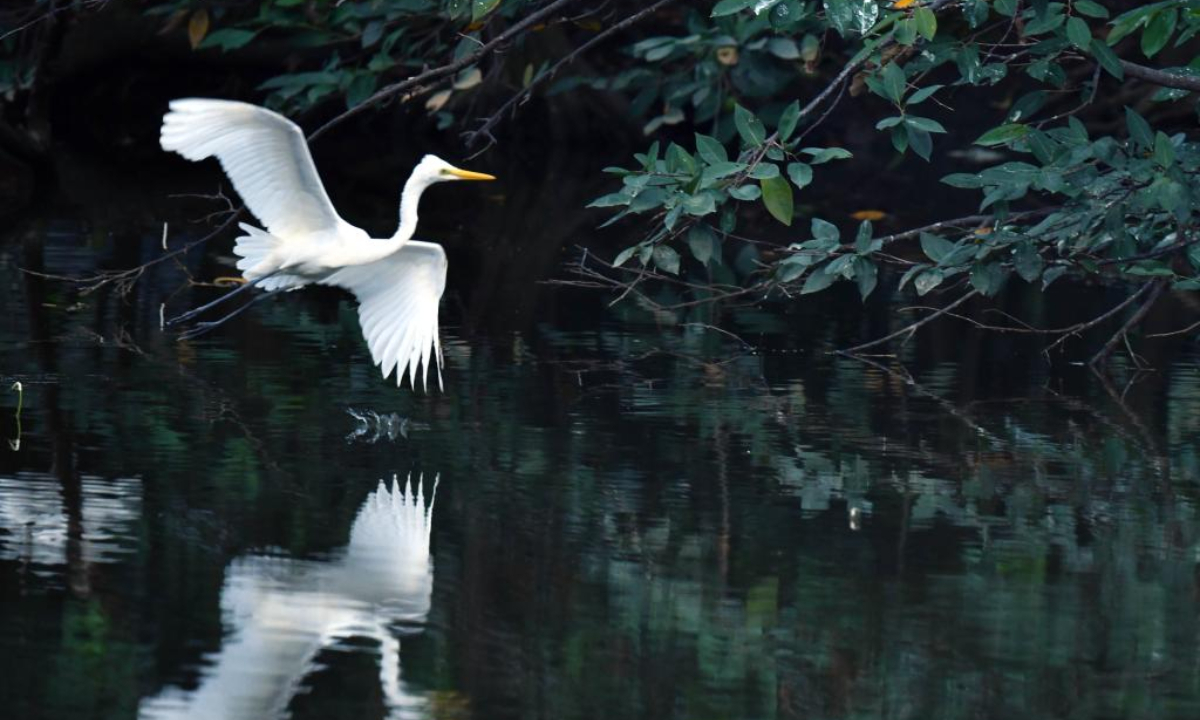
4 152 1200 720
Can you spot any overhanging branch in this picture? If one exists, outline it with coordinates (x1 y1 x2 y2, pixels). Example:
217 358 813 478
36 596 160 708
1120 60 1200 93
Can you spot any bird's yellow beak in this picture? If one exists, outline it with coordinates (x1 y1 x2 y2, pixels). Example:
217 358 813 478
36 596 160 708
446 168 497 181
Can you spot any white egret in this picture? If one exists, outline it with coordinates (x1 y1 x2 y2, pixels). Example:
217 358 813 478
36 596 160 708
160 98 496 390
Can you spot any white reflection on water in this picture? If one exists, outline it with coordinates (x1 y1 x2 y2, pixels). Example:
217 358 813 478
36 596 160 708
141 475 437 720
0 473 141 570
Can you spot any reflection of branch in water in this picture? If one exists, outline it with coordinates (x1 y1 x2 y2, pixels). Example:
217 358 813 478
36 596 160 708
345 409 430 444
8 381 21 451
1090 367 1168 477
842 353 1006 449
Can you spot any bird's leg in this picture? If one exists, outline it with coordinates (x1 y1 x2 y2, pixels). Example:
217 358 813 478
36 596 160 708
176 288 285 341
165 270 281 327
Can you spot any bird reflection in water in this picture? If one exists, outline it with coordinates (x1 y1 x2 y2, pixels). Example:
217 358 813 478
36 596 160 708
141 475 438 720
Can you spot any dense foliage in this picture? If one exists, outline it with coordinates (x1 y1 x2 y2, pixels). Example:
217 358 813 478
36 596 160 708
5 0 1200 359
581 0 1200 362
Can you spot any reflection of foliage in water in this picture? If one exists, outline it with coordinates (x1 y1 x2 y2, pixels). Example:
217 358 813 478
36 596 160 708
3 240 1200 719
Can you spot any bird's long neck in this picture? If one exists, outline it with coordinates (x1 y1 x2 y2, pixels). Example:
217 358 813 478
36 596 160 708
390 173 430 246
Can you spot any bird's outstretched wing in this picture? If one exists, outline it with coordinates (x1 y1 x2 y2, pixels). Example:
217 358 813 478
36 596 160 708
160 98 347 239
322 242 447 391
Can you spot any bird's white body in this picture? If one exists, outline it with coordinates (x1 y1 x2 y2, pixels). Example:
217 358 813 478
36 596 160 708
160 98 494 389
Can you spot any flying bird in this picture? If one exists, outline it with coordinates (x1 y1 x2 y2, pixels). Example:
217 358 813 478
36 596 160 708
160 98 495 390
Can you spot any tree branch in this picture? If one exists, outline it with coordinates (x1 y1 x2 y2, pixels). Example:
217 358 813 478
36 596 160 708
837 290 981 356
464 0 680 149
308 0 585 143
1088 278 1169 368
1119 60 1200 93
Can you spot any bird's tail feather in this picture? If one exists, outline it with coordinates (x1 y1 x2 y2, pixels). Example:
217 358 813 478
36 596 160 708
232 223 306 291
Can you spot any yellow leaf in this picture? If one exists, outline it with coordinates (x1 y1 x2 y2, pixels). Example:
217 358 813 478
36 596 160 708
425 90 452 113
453 67 482 90
188 9 209 49
851 209 888 221
893 0 919 8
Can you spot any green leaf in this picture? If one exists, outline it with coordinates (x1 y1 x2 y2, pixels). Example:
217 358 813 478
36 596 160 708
1141 9 1177 58
701 161 748 185
914 268 945 296
941 173 984 189
1089 38 1124 79
854 257 878 299
881 62 906 104
761 175 794 226
729 184 762 201
653 245 681 275
969 263 1008 296
768 37 801 59
824 0 880 37
471 0 502 22
1042 265 1068 289
687 225 720 265
695 134 728 164
1125 107 1154 148
876 116 905 130
907 84 943 105
904 116 947 133
898 263 927 292
1014 243 1044 282
711 0 755 17
802 147 853 163
1066 16 1092 50
734 104 767 146
682 192 717 216
1154 131 1176 167
975 123 1028 146
613 245 639 267
914 7 937 40
199 28 257 51
855 220 875 254
748 163 781 180
812 217 840 242
777 101 801 142
920 233 955 263
801 265 837 294
588 191 632 208
1075 0 1109 19
907 125 933 161
787 162 813 189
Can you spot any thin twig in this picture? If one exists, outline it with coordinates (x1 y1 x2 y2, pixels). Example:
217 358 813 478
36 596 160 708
838 290 980 356
464 0 679 149
1088 278 1168 368
309 0 584 142
1043 280 1157 355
